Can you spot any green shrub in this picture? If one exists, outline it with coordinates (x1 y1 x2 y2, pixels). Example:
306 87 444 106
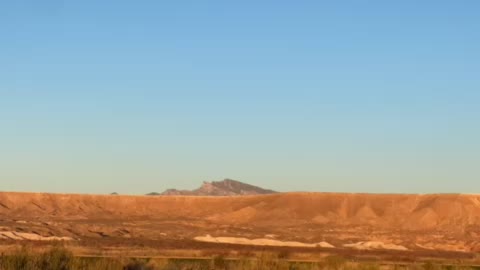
36 246 74 270
1 246 35 270
324 255 347 270
211 255 227 269
123 259 155 270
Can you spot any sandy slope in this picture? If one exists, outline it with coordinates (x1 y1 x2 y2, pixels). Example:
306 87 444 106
194 235 335 248
0 192 479 252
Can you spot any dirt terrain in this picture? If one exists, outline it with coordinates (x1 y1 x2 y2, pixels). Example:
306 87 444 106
0 191 479 259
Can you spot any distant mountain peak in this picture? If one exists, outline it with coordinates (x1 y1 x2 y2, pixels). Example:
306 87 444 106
150 179 277 196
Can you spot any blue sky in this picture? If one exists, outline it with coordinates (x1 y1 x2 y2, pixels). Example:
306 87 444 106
1 1 479 194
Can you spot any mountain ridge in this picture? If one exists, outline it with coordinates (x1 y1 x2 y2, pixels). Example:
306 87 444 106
151 179 277 196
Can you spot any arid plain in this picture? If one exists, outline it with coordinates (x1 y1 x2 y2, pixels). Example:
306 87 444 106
1 189 480 262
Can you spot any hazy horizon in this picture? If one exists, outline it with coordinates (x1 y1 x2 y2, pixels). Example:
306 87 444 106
1 1 479 194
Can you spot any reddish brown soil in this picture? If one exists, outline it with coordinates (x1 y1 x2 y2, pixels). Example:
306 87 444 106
1 192 479 260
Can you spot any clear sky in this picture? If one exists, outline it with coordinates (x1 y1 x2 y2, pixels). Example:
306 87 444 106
1 1 479 194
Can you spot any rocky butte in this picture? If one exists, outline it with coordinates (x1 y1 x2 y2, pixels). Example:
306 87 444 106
152 179 277 196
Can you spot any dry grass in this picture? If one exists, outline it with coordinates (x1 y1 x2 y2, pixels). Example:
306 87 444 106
0 246 476 270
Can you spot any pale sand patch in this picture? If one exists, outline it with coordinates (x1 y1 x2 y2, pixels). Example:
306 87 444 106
344 241 407 251
0 231 73 241
194 235 334 248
